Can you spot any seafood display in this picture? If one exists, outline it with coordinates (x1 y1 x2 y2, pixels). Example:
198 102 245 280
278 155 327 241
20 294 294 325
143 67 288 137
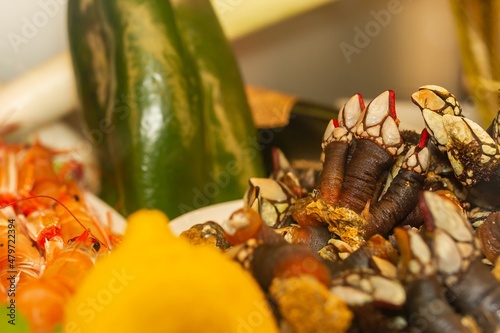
0 141 119 332
1 84 499 332
181 85 500 333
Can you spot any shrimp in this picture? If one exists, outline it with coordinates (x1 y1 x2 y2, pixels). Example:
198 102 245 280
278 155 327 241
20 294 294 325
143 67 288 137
1 141 113 258
16 140 64 210
0 140 116 331
55 183 113 251
9 193 112 259
0 141 68 261
0 207 43 300
16 228 102 332
0 143 23 208
14 140 83 212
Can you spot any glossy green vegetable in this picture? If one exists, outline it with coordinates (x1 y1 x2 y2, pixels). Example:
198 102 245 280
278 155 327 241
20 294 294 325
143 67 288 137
68 0 264 219
69 0 207 219
172 0 265 204
67 0 117 205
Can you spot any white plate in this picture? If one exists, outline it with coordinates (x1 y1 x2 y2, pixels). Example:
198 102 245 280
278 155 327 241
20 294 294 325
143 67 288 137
86 198 243 237
84 191 127 236
169 200 243 235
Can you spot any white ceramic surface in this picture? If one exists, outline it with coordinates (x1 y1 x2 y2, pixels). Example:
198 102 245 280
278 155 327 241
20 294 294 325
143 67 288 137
83 191 127 236
86 198 243 238
169 200 243 236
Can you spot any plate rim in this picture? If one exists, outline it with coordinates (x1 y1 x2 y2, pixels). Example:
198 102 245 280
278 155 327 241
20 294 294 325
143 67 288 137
169 199 243 235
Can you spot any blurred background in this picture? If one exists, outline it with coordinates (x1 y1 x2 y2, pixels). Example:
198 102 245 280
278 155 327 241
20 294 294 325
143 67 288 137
234 0 465 105
0 0 466 106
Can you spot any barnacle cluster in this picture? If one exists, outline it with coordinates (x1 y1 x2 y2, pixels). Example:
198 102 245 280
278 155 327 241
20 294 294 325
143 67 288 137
182 85 500 332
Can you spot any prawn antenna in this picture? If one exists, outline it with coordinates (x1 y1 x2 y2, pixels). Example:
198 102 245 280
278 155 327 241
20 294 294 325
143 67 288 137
0 194 109 249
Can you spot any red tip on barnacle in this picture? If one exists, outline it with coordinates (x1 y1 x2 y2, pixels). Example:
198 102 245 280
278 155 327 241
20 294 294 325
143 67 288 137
333 119 339 128
356 93 366 110
417 129 429 149
388 90 397 120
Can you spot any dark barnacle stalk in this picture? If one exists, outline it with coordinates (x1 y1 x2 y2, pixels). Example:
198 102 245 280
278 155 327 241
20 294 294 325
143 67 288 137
250 242 331 291
337 90 402 212
319 94 364 207
289 93 365 227
299 90 407 248
363 130 430 237
303 91 430 249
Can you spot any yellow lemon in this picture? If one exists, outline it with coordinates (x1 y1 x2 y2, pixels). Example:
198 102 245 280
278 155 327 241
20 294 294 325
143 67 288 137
64 209 279 333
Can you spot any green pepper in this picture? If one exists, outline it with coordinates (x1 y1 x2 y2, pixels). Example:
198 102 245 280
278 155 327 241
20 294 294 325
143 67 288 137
67 0 118 205
69 0 208 219
171 0 266 204
68 0 265 219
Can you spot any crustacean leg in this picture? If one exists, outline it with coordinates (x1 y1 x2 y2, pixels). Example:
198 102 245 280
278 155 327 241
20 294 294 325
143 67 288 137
420 190 500 332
